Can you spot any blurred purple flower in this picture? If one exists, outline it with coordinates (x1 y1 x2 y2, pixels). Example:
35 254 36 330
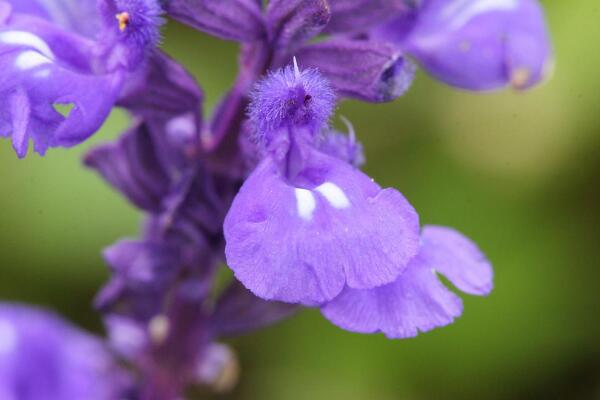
373 0 553 90
0 303 130 400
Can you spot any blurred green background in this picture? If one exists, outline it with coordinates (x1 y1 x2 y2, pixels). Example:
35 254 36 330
1 1 599 399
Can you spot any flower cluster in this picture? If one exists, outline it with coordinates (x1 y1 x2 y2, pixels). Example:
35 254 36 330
0 0 552 398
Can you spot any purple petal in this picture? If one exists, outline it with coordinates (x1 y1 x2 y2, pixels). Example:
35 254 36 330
298 38 416 102
266 0 331 65
84 120 172 212
0 303 130 399
108 50 204 188
96 239 182 317
321 225 493 338
376 0 553 90
0 3 10 23
325 0 408 34
103 239 179 289
118 51 204 131
421 225 493 295
166 0 265 42
5 0 101 38
322 256 463 338
156 168 235 238
211 280 298 336
224 150 420 306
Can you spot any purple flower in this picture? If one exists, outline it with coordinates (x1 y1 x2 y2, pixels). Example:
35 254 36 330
224 63 420 305
373 0 553 90
297 38 416 102
166 0 265 43
322 226 494 338
266 0 331 64
0 0 165 157
0 303 130 400
225 61 493 337
324 0 409 34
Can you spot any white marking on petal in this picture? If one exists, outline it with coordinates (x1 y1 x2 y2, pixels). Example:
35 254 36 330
443 0 519 30
0 31 55 59
295 188 316 220
0 319 18 355
14 51 53 70
315 182 350 209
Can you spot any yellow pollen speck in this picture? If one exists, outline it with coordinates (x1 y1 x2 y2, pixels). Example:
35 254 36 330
116 12 130 32
459 41 471 52
510 67 531 90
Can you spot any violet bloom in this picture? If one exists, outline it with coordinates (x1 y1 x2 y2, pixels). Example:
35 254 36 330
224 62 420 306
0 303 129 400
225 61 493 337
373 0 553 90
0 0 164 157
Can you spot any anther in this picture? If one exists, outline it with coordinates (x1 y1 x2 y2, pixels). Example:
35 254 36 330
116 12 130 32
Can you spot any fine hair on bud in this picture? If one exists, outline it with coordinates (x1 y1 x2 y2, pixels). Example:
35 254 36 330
248 59 336 147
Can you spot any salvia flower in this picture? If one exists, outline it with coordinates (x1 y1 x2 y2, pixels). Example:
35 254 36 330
373 0 553 90
297 38 416 102
0 0 165 157
224 62 420 306
0 303 130 400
